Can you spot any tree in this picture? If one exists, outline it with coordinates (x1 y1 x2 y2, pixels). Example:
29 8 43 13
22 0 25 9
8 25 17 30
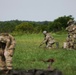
54 15 74 28
48 15 74 32
15 22 34 33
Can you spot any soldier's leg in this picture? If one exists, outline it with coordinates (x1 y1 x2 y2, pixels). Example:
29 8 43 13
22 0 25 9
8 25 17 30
73 38 76 49
69 41 73 49
0 56 6 71
0 49 6 71
4 49 14 70
46 43 52 49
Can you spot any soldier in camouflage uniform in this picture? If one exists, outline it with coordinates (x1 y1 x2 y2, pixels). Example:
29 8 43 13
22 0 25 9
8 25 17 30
65 19 76 49
0 33 16 73
40 31 55 49
72 23 76 49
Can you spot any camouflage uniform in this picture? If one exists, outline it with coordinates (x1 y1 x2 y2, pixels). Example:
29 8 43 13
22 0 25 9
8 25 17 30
72 25 76 49
65 19 76 49
66 35 73 49
40 31 55 49
0 33 16 71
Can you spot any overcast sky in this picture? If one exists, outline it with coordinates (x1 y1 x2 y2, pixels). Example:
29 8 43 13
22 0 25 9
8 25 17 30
0 0 76 21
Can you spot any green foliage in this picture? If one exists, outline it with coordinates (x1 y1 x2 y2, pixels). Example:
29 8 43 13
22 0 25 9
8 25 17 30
49 22 62 32
15 22 34 33
0 20 23 33
54 15 74 28
0 15 74 33
48 15 74 32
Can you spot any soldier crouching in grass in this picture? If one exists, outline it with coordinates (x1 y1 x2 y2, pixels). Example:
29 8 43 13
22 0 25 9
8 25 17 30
0 33 16 74
39 31 56 49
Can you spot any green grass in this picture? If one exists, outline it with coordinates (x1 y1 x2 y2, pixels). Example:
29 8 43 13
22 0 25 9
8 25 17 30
13 33 76 75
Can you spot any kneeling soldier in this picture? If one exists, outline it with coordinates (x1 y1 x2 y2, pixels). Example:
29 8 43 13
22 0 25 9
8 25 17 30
40 31 55 49
0 33 16 74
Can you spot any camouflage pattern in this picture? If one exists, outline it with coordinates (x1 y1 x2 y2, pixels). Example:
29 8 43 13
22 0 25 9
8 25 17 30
40 31 55 49
0 33 16 71
65 20 76 49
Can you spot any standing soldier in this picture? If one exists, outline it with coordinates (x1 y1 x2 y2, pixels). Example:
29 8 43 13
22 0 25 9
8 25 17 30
72 23 76 49
64 19 76 49
0 33 16 74
39 31 55 49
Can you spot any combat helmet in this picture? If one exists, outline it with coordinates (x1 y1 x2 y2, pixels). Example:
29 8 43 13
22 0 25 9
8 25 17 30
67 19 74 25
43 31 47 34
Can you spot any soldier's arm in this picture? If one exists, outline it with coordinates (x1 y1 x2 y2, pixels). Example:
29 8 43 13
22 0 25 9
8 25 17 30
9 35 16 50
5 39 10 50
50 35 54 39
39 40 46 47
39 37 48 47
66 27 68 31
0 36 2 42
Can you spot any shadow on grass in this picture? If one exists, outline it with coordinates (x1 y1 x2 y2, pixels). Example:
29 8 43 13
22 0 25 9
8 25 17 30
0 69 62 75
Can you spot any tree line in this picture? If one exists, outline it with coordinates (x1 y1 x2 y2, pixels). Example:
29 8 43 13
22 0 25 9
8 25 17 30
0 15 74 34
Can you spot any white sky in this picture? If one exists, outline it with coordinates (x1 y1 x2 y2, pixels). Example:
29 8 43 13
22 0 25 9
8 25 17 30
0 0 76 21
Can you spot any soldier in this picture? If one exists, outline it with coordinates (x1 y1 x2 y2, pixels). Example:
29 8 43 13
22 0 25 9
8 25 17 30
72 23 76 49
0 33 16 74
39 31 55 49
65 19 76 49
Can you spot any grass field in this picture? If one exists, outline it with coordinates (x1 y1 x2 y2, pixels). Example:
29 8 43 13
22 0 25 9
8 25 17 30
13 33 76 75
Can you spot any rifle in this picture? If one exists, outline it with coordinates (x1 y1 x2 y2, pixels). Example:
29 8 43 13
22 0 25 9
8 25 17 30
39 42 44 47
